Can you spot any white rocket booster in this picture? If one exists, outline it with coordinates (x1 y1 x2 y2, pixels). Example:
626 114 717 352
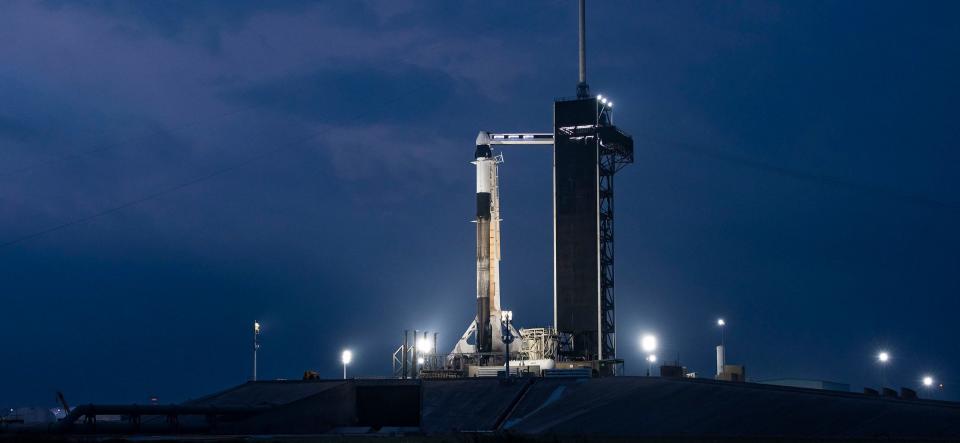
452 133 549 357
474 140 502 353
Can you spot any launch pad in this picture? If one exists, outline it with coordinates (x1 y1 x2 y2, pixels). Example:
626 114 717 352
392 1 633 379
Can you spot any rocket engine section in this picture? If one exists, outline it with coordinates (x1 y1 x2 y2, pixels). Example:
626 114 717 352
474 143 502 353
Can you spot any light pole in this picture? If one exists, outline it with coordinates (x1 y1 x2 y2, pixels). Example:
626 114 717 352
641 334 658 376
253 321 260 381
921 375 935 398
341 350 352 380
502 311 515 377
417 335 432 373
716 319 726 377
877 351 890 386
417 337 432 354
412 329 419 378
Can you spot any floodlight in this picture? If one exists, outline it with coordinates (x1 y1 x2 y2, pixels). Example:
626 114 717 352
417 337 432 353
641 334 658 353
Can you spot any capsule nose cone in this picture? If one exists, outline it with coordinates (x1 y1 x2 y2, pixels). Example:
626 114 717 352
476 131 492 146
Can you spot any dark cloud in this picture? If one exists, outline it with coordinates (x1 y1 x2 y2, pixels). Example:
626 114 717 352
40 0 320 51
225 65 456 123
0 115 40 143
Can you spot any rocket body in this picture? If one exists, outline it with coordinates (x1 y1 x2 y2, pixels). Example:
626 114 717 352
475 144 501 353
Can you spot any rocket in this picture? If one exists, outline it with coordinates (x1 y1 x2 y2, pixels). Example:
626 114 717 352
474 137 502 353
451 132 545 357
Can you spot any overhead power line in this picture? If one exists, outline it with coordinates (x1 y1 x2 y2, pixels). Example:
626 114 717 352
6 125 957 250
0 106 250 179
642 135 960 211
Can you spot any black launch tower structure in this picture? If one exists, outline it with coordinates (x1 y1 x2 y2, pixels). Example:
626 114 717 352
553 0 633 362
553 97 633 362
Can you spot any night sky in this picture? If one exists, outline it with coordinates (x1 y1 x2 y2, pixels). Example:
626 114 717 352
2 0 958 408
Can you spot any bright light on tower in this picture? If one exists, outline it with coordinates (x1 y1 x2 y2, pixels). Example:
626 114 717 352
254 321 260 333
601 98 608 104
607 102 613 108
923 375 934 387
417 357 425 365
597 94 603 100
647 354 657 363
641 334 658 353
717 318 725 327
878 351 890 363
417 337 432 354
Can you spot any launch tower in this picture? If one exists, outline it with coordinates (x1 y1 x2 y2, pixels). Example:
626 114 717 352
400 0 633 378
553 97 633 361
459 0 634 367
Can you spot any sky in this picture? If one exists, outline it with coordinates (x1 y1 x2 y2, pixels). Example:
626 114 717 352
1 0 958 407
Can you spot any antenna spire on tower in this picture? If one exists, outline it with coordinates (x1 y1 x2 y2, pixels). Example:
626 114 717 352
576 0 590 98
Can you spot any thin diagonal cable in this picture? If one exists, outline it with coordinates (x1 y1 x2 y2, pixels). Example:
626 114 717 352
641 135 960 211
